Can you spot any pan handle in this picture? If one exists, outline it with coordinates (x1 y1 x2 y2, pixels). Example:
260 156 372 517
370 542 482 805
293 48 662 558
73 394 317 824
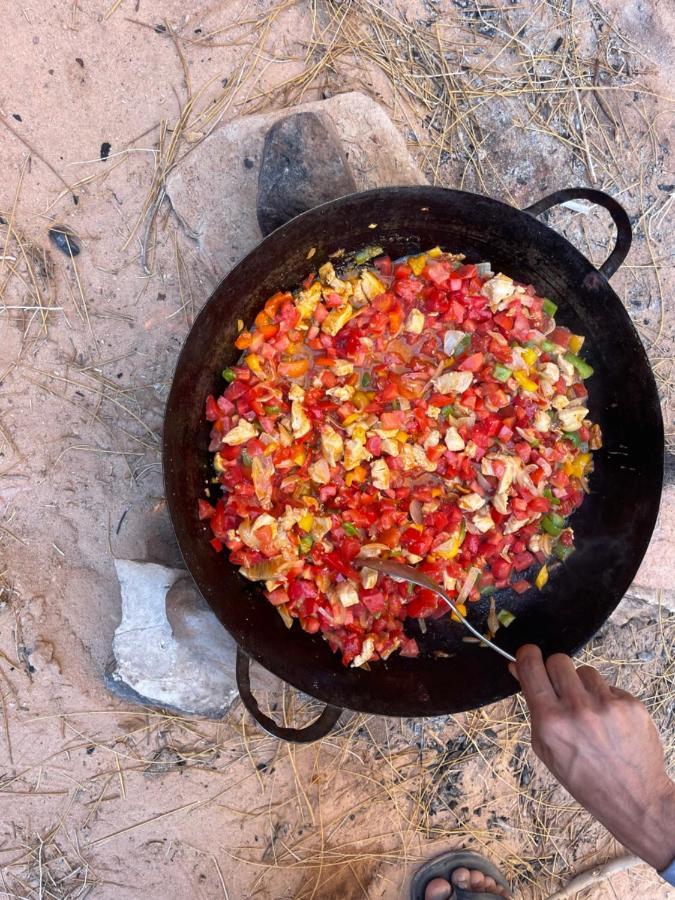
235 648 342 743
523 188 631 279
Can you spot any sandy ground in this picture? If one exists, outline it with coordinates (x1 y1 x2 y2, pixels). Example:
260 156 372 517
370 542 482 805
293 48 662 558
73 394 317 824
0 1 673 898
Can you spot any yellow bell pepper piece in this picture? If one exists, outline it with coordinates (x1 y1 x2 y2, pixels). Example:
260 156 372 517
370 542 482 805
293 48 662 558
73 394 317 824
345 465 367 486
521 347 538 367
298 512 314 532
292 447 307 466
569 334 585 354
342 412 360 426
246 353 264 377
514 370 538 392
408 254 426 276
426 246 443 258
535 564 549 590
564 452 591 479
352 390 373 411
396 430 409 443
450 602 468 622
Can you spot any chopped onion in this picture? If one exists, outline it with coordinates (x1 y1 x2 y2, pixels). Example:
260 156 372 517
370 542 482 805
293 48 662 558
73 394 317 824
443 329 465 356
457 566 481 606
277 603 293 629
410 498 424 525
476 261 493 276
476 472 492 494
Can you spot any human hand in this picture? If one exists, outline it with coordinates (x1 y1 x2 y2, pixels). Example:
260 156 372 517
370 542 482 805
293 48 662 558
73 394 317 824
511 644 675 871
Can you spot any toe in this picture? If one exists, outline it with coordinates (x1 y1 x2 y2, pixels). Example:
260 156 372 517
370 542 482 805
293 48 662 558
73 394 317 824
469 869 487 891
424 876 452 900
482 876 497 893
451 867 472 890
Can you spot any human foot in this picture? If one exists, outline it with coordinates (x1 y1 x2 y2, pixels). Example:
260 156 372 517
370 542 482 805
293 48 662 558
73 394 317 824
424 867 512 898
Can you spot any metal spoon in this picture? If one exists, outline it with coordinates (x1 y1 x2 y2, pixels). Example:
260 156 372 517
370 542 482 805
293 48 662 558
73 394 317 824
354 557 516 663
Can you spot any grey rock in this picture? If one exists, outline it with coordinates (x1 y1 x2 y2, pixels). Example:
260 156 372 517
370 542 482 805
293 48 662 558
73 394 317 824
106 559 276 718
256 111 357 235
165 91 427 283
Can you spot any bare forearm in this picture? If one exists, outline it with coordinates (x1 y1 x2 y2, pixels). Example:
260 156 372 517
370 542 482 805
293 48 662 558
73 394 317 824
604 777 675 872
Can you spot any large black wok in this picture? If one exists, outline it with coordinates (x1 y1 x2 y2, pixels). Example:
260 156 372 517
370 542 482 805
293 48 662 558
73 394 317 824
163 186 663 742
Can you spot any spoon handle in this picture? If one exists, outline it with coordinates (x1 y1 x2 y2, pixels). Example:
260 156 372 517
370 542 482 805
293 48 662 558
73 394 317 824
355 557 516 664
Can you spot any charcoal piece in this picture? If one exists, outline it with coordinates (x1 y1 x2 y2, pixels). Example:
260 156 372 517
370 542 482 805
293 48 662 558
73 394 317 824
48 225 81 257
256 111 357 236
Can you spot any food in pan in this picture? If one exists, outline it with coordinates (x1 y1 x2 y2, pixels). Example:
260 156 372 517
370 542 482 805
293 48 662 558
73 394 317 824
199 248 600 667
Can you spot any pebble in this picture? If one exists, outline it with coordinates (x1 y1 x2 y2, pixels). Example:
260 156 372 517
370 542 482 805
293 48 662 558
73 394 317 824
48 225 81 257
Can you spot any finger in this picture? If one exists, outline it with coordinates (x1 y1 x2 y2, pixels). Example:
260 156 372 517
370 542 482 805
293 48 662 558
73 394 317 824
577 664 612 697
514 645 558 710
546 653 586 700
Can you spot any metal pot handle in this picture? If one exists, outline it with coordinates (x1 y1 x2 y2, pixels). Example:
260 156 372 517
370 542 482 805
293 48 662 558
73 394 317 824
523 188 632 279
235 648 342 743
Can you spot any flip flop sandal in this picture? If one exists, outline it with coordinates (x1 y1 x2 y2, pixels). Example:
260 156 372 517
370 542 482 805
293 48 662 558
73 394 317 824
410 850 511 900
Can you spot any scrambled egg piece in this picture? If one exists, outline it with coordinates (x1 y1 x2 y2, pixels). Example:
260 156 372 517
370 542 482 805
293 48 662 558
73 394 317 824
433 371 473 394
444 426 465 451
308 458 331 484
359 270 386 300
288 383 305 401
290 399 311 438
533 410 551 432
334 581 360 608
344 438 372 471
482 273 515 309
371 458 391 490
558 405 588 432
360 566 378 589
222 420 257 446
332 359 354 376
321 425 344 466
295 281 323 321
326 384 354 402
405 308 425 335
472 509 495 533
352 636 375 667
423 430 440 449
458 492 485 512
319 261 352 295
401 444 437 472
322 303 354 336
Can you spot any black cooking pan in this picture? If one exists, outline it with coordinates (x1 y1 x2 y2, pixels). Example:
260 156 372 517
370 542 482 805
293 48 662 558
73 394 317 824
163 186 663 742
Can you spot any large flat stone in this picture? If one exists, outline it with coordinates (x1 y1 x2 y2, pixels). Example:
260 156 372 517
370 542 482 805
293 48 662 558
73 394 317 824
106 560 276 718
165 91 427 280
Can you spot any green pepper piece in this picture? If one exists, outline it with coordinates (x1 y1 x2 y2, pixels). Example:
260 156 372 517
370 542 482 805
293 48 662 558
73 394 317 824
264 405 282 415
240 449 252 468
440 404 456 418
541 340 557 353
342 522 359 537
554 543 574 561
480 584 497 597
564 351 594 379
543 487 561 506
222 367 236 382
497 609 516 627
298 534 314 554
541 513 565 536
493 364 513 383
354 245 385 265
454 334 472 357
542 298 558 317
564 430 583 448
361 371 372 388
